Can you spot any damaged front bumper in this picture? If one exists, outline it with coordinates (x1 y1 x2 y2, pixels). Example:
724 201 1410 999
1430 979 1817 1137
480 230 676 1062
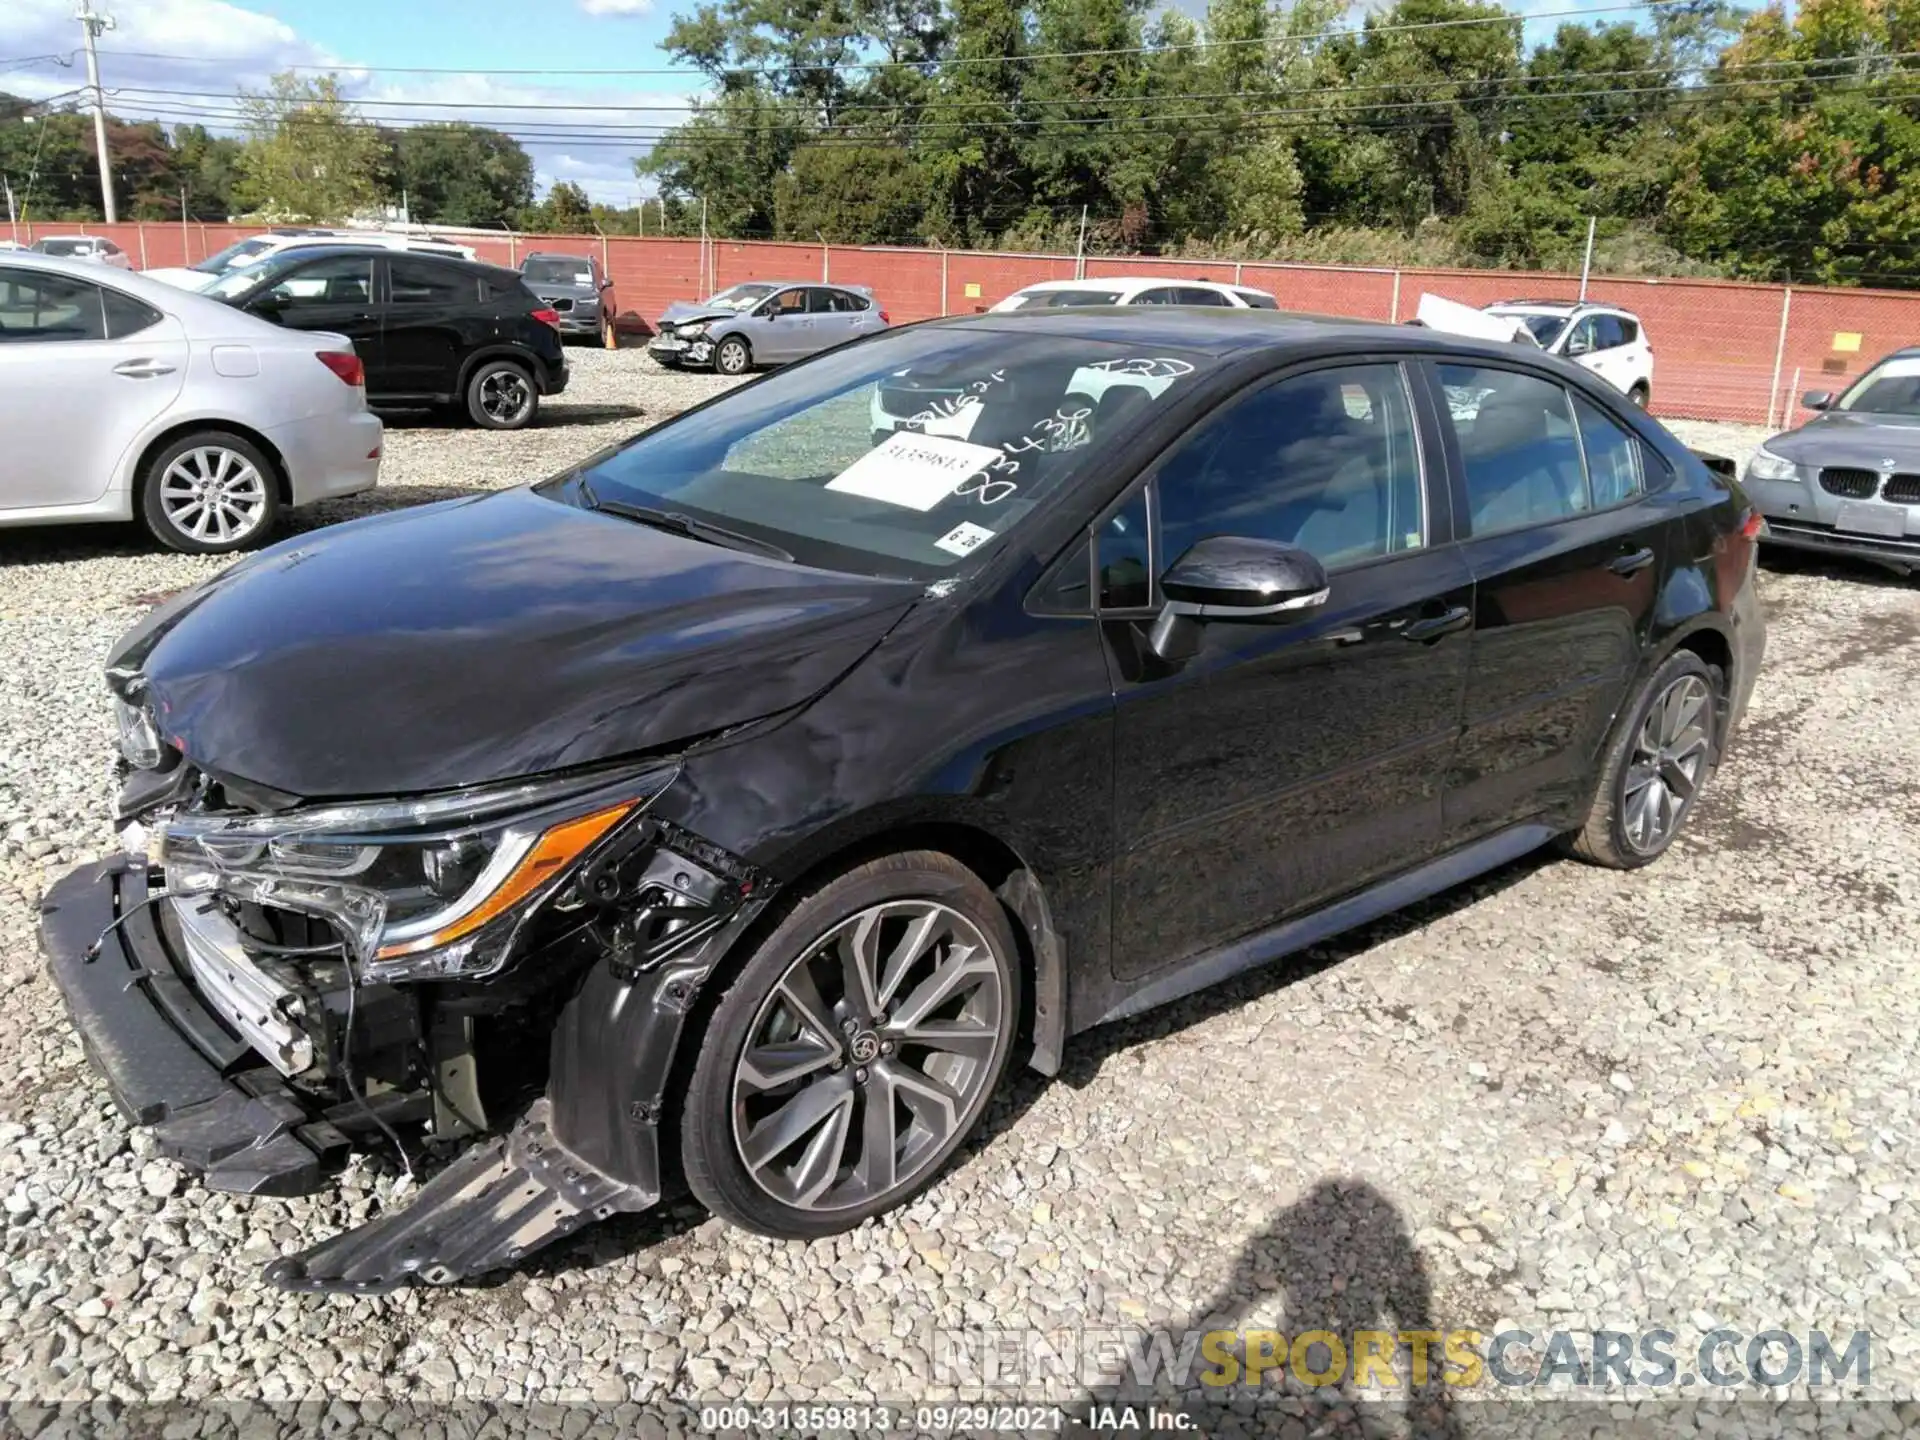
42 857 354 1196
41 836 770 1294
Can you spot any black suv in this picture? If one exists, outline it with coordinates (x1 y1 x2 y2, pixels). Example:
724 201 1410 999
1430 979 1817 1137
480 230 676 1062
202 246 568 429
43 309 1764 1293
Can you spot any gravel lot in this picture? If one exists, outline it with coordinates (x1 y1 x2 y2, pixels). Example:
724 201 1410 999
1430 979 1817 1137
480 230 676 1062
1 352 1915 1429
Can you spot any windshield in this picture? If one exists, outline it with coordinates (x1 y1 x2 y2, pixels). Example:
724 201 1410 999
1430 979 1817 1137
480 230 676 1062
35 239 92 256
191 237 278 275
1837 356 1920 417
524 257 595 285
1012 289 1122 309
557 327 1210 580
703 283 777 313
1489 311 1569 347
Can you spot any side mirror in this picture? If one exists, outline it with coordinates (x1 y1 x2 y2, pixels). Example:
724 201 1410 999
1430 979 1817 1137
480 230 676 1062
1801 390 1834 411
1148 535 1329 661
246 295 284 320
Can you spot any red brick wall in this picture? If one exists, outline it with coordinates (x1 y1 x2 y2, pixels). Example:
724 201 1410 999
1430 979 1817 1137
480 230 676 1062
26 219 1920 426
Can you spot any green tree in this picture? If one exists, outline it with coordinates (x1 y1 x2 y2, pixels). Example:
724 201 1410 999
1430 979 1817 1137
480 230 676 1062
390 123 535 226
234 72 387 222
774 141 925 240
170 124 245 219
1666 0 1920 282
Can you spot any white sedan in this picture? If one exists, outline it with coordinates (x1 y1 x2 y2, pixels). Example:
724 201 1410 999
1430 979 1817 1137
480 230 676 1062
0 253 381 554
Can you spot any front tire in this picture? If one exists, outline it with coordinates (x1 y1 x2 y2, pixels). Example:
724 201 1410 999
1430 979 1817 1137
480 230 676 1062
713 335 752 376
1628 382 1650 409
681 851 1020 1239
466 359 538 430
139 430 281 554
1567 650 1721 869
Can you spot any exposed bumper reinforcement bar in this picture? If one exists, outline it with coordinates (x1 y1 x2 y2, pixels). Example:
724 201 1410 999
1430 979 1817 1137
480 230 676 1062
264 1098 656 1293
40 857 345 1197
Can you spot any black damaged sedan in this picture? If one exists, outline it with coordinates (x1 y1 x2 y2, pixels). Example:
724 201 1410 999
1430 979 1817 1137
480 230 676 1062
42 309 1765 1292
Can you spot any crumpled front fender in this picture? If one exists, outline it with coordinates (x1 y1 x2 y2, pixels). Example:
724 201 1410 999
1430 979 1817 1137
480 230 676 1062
265 833 775 1294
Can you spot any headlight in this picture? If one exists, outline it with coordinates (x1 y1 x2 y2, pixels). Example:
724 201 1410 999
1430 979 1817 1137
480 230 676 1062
678 323 708 340
161 764 675 982
111 696 165 770
1746 446 1800 483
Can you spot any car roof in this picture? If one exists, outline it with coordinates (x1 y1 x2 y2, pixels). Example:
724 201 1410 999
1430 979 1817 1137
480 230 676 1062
264 242 494 271
1017 277 1244 292
915 304 1596 363
1488 299 1641 319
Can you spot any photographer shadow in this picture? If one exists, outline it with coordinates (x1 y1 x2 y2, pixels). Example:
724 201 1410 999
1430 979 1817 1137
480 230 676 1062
1076 1179 1462 1439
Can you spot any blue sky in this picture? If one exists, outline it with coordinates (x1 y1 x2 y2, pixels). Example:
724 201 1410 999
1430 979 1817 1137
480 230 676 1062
2 0 1643 207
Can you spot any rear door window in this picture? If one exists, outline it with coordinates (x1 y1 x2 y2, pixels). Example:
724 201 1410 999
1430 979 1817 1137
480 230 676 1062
1437 363 1589 533
1591 314 1627 351
1573 394 1644 507
1130 288 1182 306
388 258 473 306
1174 287 1232 306
101 288 163 338
0 269 106 342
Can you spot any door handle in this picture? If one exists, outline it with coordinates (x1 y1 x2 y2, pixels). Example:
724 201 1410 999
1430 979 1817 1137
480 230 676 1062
112 359 176 379
1607 546 1656 577
1401 604 1472 643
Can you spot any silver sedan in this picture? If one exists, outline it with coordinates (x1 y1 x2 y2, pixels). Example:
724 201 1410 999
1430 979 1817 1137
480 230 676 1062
649 281 888 375
0 253 382 553
1744 347 1920 573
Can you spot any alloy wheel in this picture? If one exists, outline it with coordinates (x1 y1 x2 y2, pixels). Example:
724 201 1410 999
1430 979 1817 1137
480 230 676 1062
1622 673 1712 854
716 339 749 376
159 446 269 546
731 900 1007 1213
479 368 533 425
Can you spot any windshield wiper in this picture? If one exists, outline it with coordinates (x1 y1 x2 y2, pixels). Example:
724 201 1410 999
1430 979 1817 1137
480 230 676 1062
579 482 794 562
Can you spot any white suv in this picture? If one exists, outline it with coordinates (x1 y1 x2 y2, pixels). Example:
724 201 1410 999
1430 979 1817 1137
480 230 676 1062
992 277 1278 311
1483 300 1655 406
143 230 477 292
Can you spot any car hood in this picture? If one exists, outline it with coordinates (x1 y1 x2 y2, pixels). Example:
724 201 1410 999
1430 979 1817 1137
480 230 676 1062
1765 411 1920 467
657 302 743 326
108 487 917 798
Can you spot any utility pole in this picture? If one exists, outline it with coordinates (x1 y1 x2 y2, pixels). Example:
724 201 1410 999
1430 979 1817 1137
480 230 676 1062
77 1 117 223
4 177 17 245
1578 215 1596 301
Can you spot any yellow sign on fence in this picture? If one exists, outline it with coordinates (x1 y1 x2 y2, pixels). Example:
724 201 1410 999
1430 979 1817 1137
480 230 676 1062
1833 332 1862 353
964 282 982 298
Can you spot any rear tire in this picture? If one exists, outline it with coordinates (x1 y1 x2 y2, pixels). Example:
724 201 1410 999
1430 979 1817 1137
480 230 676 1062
680 851 1020 1239
1566 650 1721 869
139 430 281 555
466 359 538 430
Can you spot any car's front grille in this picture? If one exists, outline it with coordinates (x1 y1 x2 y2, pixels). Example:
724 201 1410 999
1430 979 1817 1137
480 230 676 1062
1880 473 1920 504
1819 467 1880 499
551 297 573 311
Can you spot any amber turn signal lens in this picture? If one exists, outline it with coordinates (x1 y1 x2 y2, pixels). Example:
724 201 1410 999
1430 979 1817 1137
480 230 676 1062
373 801 633 960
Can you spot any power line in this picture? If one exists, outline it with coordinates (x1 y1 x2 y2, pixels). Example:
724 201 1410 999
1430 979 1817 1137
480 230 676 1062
101 48 1912 121
114 69 1920 147
86 0 1701 82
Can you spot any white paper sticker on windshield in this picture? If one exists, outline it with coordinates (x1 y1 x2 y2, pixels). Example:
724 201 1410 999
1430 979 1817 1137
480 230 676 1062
827 431 1001 511
934 521 995 557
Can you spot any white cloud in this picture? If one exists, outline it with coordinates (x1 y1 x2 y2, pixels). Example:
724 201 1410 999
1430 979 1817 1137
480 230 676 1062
580 0 654 15
0 0 694 209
